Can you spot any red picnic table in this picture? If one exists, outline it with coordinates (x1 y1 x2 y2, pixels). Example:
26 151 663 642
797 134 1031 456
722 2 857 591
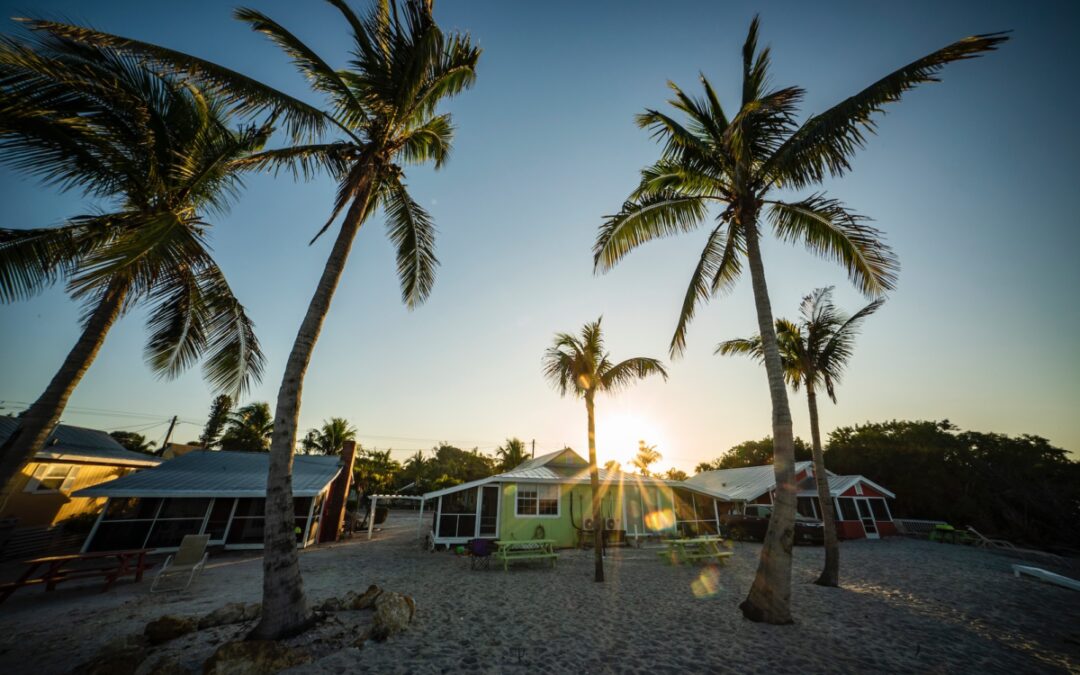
0 549 151 604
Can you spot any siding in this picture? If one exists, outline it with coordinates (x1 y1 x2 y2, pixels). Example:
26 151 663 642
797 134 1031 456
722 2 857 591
3 462 131 527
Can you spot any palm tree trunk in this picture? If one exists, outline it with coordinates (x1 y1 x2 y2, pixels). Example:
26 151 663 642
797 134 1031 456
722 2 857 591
249 175 375 641
0 278 128 511
739 212 796 625
585 394 604 583
807 382 840 587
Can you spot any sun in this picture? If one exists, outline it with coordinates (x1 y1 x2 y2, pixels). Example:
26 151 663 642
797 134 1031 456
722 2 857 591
593 412 668 469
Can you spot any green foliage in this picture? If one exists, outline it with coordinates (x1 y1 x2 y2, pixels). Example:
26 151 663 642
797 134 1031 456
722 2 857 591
198 394 233 449
543 318 668 400
0 34 267 395
663 467 689 481
301 417 357 455
108 431 157 455
630 440 662 476
218 402 273 452
697 436 812 471
594 17 1006 357
825 420 1080 549
353 446 402 495
495 437 529 472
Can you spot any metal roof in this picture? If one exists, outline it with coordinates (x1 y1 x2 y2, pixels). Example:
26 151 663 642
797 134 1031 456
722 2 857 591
75 450 341 498
0 417 162 468
797 473 896 499
422 448 679 500
684 461 814 501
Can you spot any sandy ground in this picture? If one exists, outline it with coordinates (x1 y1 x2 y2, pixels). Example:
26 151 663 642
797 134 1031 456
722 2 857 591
0 512 1077 674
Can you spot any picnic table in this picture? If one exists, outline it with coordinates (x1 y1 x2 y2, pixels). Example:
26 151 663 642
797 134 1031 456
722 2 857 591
658 536 733 566
0 549 151 603
493 539 558 571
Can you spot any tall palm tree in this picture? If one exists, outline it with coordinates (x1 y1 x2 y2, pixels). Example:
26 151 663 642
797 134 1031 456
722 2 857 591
630 440 662 476
29 0 480 639
593 17 1005 623
495 437 529 471
219 402 275 452
0 33 266 506
301 417 357 455
198 394 234 450
718 287 882 587
403 450 427 491
542 318 668 582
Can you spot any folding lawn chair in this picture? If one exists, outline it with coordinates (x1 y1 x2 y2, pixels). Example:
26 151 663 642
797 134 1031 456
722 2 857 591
150 534 209 592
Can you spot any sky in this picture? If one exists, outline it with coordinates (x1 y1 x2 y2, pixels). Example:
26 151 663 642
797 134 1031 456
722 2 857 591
1 0 1078 472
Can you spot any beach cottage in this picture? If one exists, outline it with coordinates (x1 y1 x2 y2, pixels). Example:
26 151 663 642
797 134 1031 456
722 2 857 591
77 448 355 552
422 448 729 549
685 461 897 539
0 418 162 528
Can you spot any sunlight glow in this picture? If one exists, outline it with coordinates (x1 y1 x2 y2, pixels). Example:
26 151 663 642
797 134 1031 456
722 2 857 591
691 565 723 599
643 508 674 531
594 412 669 467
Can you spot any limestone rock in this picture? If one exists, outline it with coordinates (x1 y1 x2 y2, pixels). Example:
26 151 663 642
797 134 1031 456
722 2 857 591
198 602 261 629
353 584 382 610
202 640 310 675
371 591 416 641
314 596 344 612
145 615 198 645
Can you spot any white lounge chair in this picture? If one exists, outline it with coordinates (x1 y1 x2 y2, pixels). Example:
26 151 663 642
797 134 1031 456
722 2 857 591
151 534 209 592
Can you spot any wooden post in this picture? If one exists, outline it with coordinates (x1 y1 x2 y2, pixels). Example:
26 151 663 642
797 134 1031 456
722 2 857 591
367 496 377 540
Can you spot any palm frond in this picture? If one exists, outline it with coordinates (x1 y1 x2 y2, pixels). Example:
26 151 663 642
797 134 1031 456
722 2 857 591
599 357 668 393
395 113 452 167
765 31 1009 189
670 222 742 358
594 192 709 273
768 194 898 297
383 177 437 308
233 142 353 181
0 217 110 302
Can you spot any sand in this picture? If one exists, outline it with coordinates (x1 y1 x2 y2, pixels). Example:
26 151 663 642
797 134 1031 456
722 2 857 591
0 512 1076 674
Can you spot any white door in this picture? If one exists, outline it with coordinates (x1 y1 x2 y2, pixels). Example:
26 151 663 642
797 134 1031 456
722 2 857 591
855 498 879 539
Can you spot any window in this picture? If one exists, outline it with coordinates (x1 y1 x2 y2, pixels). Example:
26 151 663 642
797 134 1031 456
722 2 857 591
25 464 79 493
796 497 818 519
515 484 559 516
854 483 864 496
837 498 858 521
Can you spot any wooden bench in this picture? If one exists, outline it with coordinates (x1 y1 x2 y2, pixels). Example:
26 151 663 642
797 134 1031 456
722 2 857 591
493 540 558 571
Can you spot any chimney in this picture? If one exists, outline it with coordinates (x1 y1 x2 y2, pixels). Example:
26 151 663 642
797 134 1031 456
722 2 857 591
319 440 358 543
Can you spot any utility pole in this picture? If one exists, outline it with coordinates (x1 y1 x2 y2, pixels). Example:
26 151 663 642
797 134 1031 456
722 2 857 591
160 415 178 455
531 439 535 459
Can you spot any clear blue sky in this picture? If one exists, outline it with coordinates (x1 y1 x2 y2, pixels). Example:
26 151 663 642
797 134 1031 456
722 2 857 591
1 0 1077 470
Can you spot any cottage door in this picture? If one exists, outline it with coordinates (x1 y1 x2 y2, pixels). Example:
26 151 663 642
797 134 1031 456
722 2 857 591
478 486 500 537
855 498 879 539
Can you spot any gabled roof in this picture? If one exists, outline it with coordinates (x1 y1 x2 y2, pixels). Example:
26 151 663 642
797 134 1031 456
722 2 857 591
0 417 162 468
684 461 814 502
76 450 341 498
797 473 895 499
422 448 677 500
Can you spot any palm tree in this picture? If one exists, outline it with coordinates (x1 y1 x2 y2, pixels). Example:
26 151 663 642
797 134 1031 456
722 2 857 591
403 450 427 491
593 17 1005 623
219 402 275 452
29 0 480 639
495 437 529 471
301 417 357 455
630 441 662 476
542 318 668 582
0 33 266 507
718 287 882 587
603 459 621 473
664 467 689 481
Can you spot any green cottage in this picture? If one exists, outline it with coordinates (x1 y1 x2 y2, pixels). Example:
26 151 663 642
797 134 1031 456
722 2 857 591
422 449 725 549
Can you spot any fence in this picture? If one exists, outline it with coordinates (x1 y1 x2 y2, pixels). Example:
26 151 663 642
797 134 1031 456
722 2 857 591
0 525 84 561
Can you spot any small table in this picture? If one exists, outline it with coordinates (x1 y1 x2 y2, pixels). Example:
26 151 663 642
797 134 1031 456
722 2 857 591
0 549 151 603
659 536 733 566
493 539 558 571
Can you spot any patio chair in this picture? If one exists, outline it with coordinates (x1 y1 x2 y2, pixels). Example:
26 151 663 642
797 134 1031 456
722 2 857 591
467 538 493 570
150 534 209 593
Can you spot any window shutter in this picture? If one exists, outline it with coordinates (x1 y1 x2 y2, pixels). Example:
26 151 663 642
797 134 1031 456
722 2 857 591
60 467 80 492
23 464 48 493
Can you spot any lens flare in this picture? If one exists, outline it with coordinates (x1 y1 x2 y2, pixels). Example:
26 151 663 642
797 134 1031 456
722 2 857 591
691 565 723 599
643 508 674 531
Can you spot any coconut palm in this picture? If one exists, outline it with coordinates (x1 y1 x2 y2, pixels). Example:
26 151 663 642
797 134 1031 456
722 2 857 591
0 34 266 505
543 318 668 582
301 417 357 455
495 437 529 471
630 441 662 476
28 0 480 638
403 450 427 491
593 17 1005 622
219 402 275 452
718 287 882 587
